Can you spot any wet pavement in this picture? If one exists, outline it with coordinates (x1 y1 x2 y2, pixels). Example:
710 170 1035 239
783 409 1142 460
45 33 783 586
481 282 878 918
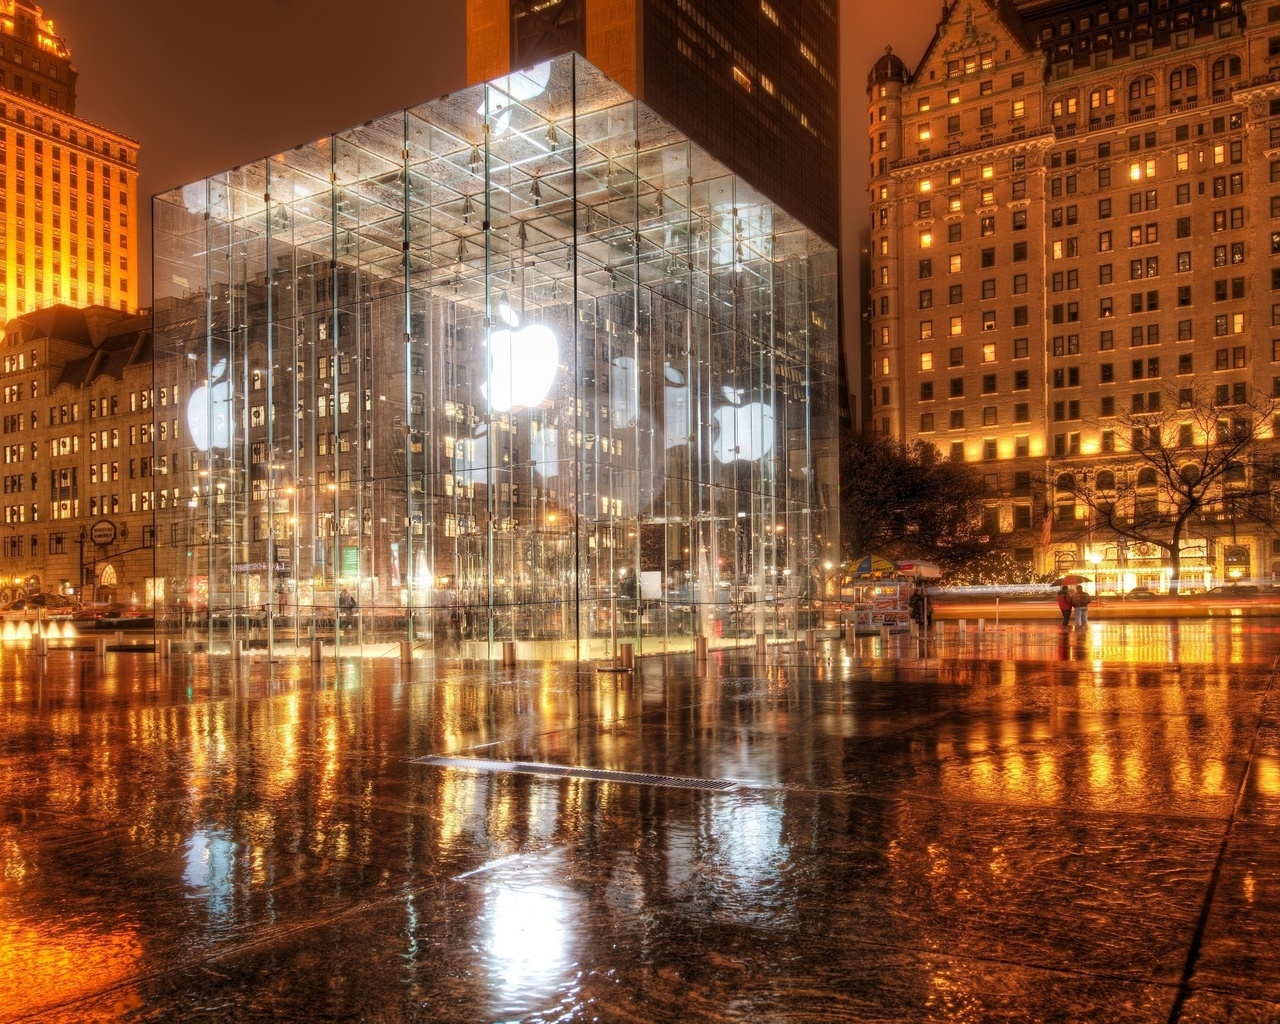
2 621 1279 1023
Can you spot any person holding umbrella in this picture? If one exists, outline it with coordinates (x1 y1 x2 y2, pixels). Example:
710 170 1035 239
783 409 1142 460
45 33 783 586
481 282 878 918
1056 585 1073 626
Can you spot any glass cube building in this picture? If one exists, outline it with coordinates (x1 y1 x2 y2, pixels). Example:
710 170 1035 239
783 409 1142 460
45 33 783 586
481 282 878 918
152 55 838 659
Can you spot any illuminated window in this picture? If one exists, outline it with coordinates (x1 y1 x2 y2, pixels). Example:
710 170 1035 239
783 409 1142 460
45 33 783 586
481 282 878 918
982 342 996 362
760 0 779 24
920 230 933 248
949 254 962 273
950 315 963 336
921 351 934 370
981 164 994 179
948 89 960 104
732 67 752 91
1012 99 1025 118
918 125 931 141
919 178 932 192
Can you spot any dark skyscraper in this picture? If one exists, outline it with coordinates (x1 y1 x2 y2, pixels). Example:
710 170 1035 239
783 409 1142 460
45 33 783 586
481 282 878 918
467 0 839 244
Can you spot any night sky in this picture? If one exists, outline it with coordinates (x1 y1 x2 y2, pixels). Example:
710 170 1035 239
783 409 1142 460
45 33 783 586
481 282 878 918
41 0 940 302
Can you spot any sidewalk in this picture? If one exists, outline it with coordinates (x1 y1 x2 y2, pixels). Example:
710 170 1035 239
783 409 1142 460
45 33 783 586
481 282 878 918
0 623 1277 1022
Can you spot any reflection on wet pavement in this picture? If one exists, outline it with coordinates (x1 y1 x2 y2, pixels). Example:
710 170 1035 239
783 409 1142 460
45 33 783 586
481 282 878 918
0 621 1277 1022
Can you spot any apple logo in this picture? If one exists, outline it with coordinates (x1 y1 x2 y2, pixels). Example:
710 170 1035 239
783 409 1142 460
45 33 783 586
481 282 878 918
482 303 559 413
711 386 775 463
187 358 232 452
481 62 551 135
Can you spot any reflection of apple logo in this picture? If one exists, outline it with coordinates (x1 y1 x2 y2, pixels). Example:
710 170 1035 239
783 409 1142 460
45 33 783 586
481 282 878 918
482 303 558 412
188 358 231 452
481 62 551 134
453 425 489 485
711 387 775 463
664 364 691 450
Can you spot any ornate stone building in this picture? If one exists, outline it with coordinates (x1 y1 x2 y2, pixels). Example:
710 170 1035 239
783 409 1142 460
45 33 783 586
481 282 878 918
869 0 1280 588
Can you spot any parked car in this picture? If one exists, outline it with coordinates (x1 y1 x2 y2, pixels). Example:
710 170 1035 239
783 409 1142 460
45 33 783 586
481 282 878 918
0 593 81 622
1206 584 1261 596
1126 586 1158 598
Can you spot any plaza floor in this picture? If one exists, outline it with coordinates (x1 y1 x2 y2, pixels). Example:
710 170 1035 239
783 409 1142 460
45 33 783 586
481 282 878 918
2 620 1279 1023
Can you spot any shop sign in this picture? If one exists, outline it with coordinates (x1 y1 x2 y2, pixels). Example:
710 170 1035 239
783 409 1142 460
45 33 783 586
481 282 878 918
89 520 117 546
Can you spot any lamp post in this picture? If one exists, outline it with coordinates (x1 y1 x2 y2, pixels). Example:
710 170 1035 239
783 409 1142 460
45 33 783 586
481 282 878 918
1088 549 1102 596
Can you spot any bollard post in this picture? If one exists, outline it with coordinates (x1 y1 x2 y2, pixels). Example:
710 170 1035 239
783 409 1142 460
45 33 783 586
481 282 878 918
845 622 856 646
160 638 172 660
977 618 985 633
879 624 890 647
93 637 106 661
502 640 517 667
805 628 816 651
114 630 125 647
756 633 767 657
695 636 708 662
400 640 413 665
310 638 322 663
620 642 634 669
230 639 243 662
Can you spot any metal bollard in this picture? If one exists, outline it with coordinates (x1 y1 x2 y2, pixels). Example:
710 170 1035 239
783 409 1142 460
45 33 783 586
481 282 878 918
310 638 322 663
619 642 634 669
93 637 106 661
114 630 125 647
160 638 172 660
695 636 708 661
805 628 816 651
756 633 768 657
230 639 243 661
879 624 890 646
845 622 856 646
400 640 413 665
502 641 517 667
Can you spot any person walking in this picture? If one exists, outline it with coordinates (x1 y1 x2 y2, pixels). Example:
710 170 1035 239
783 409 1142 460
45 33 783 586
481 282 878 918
1072 584 1093 627
1056 585 1073 626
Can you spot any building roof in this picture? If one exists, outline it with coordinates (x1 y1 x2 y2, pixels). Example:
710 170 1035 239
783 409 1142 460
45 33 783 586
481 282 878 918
868 46 911 89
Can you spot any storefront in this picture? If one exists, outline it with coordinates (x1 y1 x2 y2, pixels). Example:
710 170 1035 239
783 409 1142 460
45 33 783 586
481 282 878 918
151 55 839 659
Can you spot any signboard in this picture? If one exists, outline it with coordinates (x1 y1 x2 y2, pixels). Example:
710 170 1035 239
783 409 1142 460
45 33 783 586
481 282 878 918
89 520 117 546
341 546 361 579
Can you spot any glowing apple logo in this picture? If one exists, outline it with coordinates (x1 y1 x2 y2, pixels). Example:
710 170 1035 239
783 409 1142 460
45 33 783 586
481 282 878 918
711 387 775 463
483 303 558 412
187 358 232 452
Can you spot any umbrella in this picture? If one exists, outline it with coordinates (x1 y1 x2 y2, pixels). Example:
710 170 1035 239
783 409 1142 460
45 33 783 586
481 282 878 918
1054 574 1088 587
851 554 896 577
896 560 943 579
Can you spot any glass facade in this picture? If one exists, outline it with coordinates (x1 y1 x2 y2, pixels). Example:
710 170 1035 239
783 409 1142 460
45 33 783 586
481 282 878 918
151 55 837 660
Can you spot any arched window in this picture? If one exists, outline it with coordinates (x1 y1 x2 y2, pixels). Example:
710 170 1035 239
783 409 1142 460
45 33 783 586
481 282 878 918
1169 65 1198 103
1096 470 1116 491
1128 75 1155 100
1137 468 1158 488
1212 56 1241 83
1056 472 1076 492
1090 85 1115 109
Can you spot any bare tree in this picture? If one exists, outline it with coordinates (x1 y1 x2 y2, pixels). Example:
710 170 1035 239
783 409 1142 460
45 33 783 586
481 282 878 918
1049 381 1279 594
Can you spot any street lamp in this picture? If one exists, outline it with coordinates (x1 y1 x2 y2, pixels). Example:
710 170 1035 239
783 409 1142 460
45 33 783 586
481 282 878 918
1087 550 1102 596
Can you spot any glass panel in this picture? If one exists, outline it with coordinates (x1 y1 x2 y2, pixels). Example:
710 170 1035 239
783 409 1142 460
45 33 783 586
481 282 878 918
152 53 838 659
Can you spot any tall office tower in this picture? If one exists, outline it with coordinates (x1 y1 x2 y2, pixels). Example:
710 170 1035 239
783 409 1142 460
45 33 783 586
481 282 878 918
466 0 839 245
868 0 1280 586
0 1 138 323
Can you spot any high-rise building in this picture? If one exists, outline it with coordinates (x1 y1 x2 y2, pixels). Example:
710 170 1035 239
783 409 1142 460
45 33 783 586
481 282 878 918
868 0 1280 587
0 1 138 323
465 0 839 246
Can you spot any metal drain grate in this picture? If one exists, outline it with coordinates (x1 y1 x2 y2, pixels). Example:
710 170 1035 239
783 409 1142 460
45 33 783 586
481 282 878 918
416 755 736 792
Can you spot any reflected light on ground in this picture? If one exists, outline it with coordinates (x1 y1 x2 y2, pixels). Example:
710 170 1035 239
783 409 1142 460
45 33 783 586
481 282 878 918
487 884 573 1004
0 914 142 1018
